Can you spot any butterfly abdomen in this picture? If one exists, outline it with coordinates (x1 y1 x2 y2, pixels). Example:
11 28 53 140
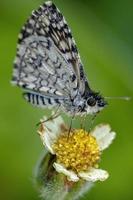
23 92 61 108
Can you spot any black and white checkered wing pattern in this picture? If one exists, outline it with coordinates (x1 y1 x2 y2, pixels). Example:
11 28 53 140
12 1 88 107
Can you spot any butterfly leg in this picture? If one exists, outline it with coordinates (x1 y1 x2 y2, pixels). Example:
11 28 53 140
43 105 61 122
88 114 97 131
36 105 61 126
80 115 87 130
67 114 75 140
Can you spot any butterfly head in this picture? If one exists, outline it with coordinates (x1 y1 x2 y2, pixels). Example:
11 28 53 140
85 92 107 114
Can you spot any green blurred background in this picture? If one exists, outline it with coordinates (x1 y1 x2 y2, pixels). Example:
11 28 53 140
0 0 133 199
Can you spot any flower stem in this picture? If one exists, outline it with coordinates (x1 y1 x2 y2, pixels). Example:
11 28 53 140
34 151 93 200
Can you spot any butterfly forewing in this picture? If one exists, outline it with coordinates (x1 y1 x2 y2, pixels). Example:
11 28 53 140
12 1 106 115
12 1 88 100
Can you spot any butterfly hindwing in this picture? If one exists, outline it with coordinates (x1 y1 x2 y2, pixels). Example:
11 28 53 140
12 1 90 109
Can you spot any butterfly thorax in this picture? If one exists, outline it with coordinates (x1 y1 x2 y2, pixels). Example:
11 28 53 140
63 90 107 116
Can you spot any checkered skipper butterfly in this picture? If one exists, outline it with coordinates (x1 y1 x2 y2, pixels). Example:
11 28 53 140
12 1 106 116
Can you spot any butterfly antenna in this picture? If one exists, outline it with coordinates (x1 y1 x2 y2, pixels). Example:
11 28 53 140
104 96 132 101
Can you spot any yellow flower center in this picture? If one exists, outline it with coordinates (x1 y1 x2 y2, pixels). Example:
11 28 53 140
53 129 100 173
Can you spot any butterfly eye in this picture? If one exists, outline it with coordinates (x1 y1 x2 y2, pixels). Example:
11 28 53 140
87 97 96 106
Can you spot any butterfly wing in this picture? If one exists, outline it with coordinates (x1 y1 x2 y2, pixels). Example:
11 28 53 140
35 1 89 94
12 1 89 106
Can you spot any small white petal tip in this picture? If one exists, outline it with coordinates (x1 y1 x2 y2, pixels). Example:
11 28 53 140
38 115 64 154
79 168 109 182
92 124 116 150
53 162 79 182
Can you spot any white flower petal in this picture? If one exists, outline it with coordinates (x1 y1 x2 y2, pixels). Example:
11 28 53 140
98 131 116 151
44 115 64 136
38 115 64 154
91 124 111 139
53 162 79 182
79 168 109 182
91 124 116 150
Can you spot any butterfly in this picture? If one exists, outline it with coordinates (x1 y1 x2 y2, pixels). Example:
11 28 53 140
12 1 106 116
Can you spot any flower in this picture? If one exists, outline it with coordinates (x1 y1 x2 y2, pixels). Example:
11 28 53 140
38 116 116 182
